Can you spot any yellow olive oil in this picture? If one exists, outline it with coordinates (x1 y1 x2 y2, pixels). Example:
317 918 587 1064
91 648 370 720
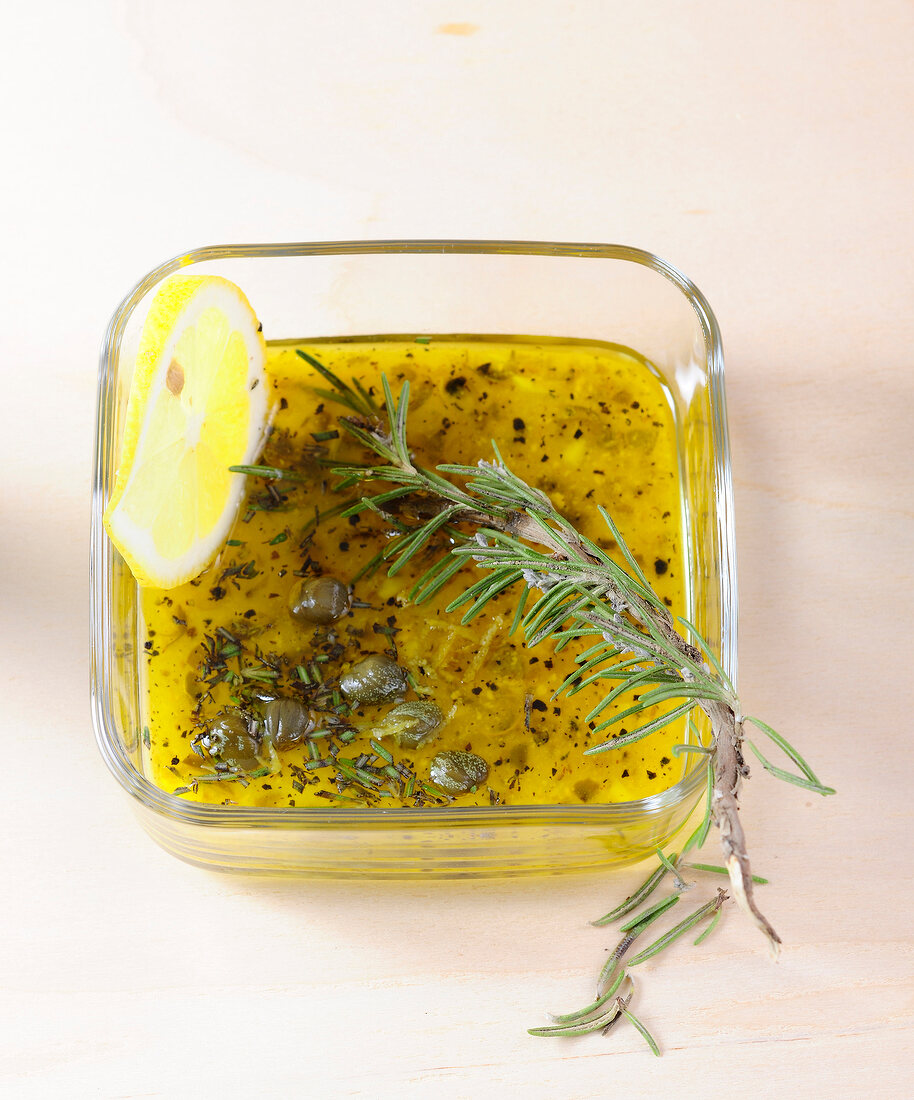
140 337 688 808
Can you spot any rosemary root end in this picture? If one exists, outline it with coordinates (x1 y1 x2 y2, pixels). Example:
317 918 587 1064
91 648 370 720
726 854 781 957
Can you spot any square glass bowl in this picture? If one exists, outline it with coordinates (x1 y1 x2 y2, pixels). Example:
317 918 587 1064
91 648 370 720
90 241 735 878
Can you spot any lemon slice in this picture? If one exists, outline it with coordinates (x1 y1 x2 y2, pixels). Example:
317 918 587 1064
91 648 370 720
104 275 269 588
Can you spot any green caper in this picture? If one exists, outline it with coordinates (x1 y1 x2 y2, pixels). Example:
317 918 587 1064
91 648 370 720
202 711 261 772
289 576 352 624
340 654 407 705
429 750 489 794
262 697 315 749
372 700 445 749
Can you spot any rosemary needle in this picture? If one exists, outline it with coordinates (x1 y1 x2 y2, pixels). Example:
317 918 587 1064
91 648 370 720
228 463 306 482
620 1005 661 1057
592 855 677 926
693 909 722 946
655 847 693 891
685 862 769 885
619 891 681 934
370 739 393 764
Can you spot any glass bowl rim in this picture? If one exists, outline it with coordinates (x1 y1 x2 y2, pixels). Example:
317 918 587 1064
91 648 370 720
90 239 732 830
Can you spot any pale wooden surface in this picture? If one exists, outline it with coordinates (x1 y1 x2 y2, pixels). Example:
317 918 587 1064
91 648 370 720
2 2 913 1096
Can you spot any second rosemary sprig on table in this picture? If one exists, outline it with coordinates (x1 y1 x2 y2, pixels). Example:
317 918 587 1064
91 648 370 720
291 350 833 1052
531 769 765 1050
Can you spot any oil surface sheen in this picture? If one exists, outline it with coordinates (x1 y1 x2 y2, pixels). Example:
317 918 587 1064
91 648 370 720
141 337 687 808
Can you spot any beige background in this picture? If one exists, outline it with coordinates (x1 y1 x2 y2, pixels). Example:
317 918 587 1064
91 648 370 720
2 1 913 1096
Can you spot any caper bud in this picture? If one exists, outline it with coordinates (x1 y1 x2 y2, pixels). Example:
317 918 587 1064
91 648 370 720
263 697 315 749
429 750 489 794
372 701 445 749
340 654 407 705
202 712 261 772
289 576 351 624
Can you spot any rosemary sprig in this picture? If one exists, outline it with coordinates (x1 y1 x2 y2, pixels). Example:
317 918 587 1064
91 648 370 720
294 359 834 1053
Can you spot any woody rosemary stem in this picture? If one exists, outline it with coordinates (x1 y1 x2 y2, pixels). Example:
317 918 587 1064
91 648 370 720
705 700 780 949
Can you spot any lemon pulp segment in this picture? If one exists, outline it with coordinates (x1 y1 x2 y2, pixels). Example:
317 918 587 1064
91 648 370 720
104 276 268 588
